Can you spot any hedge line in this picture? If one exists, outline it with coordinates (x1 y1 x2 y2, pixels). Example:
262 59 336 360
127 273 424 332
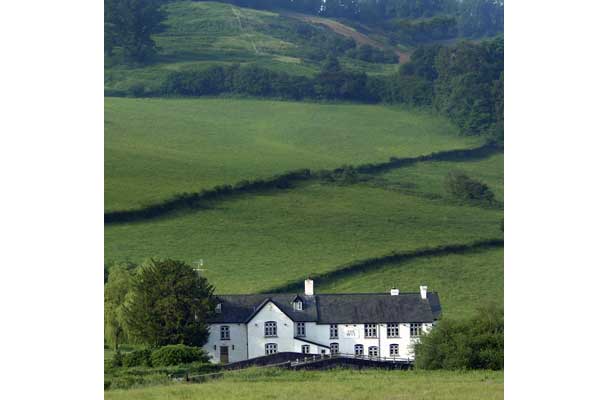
263 238 504 294
105 144 502 225
105 169 311 224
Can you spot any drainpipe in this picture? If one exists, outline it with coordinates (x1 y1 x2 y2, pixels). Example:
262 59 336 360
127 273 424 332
245 323 249 360
378 324 382 360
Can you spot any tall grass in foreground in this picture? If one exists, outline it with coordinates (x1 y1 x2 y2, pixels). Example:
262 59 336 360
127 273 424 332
105 368 503 399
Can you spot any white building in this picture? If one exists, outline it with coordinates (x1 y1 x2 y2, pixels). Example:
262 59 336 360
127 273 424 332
203 279 441 364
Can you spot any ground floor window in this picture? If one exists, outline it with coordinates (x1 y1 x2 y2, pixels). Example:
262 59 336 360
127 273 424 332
390 343 399 356
301 345 310 354
354 344 364 356
368 346 379 358
265 343 278 355
330 343 339 355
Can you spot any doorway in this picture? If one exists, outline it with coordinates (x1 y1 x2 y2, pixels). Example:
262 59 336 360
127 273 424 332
219 346 229 363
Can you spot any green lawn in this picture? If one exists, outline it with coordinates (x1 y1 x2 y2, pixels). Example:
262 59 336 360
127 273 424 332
319 247 503 319
104 368 503 400
105 97 480 211
105 182 502 295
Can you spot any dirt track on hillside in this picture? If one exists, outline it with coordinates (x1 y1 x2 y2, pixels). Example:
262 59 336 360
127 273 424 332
284 12 410 64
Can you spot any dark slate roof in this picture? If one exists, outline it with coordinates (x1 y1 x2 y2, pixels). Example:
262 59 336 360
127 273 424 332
209 294 318 323
427 292 442 320
210 292 441 324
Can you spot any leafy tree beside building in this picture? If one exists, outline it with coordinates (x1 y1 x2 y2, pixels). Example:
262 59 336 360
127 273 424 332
123 259 216 348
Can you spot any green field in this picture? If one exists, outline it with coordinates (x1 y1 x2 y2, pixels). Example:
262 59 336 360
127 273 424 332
376 153 504 202
319 247 503 319
105 2 401 94
104 368 503 399
105 97 480 211
105 181 502 305
105 97 502 320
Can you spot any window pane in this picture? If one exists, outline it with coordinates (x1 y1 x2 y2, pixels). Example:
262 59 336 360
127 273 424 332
331 343 339 355
354 344 363 356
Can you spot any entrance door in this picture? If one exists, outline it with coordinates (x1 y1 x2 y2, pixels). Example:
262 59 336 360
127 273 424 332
219 346 229 363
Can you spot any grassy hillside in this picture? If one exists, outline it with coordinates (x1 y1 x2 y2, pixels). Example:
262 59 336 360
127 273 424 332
105 96 502 320
319 247 503 319
105 97 480 211
104 368 503 399
105 181 502 301
376 153 504 202
105 2 401 94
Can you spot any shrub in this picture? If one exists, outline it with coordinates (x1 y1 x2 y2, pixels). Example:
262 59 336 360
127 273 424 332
151 345 209 367
111 350 123 368
104 361 219 390
414 304 503 370
444 170 495 205
123 349 153 368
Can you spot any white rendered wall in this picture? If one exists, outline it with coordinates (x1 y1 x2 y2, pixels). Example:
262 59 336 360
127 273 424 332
204 311 434 363
203 323 247 364
247 302 296 359
298 322 433 360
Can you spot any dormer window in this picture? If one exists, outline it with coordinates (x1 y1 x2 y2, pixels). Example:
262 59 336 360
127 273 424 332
292 296 303 311
215 303 222 314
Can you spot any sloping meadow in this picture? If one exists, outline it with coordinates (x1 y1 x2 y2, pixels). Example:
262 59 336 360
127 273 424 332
105 97 479 211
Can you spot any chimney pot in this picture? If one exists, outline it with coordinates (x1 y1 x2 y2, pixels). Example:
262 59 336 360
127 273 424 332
304 278 314 296
420 285 428 300
390 288 399 296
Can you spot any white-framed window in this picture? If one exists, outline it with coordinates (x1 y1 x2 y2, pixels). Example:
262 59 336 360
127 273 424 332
330 343 339 355
329 324 338 339
365 324 378 338
296 322 306 337
293 300 303 311
368 346 379 358
265 343 278 355
215 303 222 313
354 344 364 356
301 345 310 354
390 344 399 356
220 325 230 340
410 323 423 337
387 323 399 338
265 321 277 337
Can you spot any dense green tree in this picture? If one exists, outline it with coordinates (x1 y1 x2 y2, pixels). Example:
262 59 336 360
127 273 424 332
104 263 136 350
104 0 166 63
433 37 503 137
414 304 503 370
123 259 216 348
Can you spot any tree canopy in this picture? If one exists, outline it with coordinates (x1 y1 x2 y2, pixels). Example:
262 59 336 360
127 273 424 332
104 262 136 350
123 259 216 348
104 0 166 63
414 304 504 370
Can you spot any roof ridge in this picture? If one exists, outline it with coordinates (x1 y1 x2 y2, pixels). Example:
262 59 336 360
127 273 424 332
217 292 436 296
